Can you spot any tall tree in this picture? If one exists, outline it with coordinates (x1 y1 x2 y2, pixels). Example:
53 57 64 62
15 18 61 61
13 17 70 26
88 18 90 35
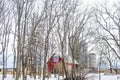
0 0 12 80
95 2 120 60
12 0 34 80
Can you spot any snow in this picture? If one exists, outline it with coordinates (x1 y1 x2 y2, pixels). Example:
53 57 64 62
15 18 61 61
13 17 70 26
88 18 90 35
0 73 120 80
0 74 64 80
86 73 120 80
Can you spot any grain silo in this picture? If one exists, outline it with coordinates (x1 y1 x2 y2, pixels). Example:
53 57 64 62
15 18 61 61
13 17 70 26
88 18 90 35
68 36 88 68
68 36 80 62
88 53 96 72
79 40 88 68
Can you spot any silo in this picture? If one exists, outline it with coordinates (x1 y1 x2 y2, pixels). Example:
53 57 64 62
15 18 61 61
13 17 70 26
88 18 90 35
68 36 80 62
88 53 96 67
79 40 87 67
88 53 96 72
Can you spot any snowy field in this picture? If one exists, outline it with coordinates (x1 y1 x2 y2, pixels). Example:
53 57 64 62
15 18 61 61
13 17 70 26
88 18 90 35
0 73 120 80
0 74 64 80
86 73 120 80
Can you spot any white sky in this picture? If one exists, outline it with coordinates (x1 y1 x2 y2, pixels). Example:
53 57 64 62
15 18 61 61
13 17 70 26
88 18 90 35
82 0 117 8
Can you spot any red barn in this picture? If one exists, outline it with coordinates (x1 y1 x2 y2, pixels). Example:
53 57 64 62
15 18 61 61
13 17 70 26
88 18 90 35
47 54 79 75
47 54 62 73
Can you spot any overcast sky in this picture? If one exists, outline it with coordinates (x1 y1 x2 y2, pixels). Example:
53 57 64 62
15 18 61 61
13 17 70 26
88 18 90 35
0 0 118 68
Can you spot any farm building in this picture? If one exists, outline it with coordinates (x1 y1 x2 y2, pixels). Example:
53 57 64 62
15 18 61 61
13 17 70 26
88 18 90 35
47 53 79 76
88 53 97 72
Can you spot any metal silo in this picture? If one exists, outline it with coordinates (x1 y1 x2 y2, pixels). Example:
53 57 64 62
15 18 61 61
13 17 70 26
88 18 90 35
88 53 96 72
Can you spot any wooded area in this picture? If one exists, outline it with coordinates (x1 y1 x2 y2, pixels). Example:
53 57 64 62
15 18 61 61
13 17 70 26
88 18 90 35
0 0 120 80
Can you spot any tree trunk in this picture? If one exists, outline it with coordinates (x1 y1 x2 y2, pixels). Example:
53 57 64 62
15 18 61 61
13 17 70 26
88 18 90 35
43 48 48 80
2 49 5 80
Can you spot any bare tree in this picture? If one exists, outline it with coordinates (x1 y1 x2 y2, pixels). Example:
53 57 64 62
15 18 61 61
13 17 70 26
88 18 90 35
0 0 12 80
11 0 35 80
41 0 58 79
93 1 120 76
95 2 120 60
56 0 75 78
67 6 94 80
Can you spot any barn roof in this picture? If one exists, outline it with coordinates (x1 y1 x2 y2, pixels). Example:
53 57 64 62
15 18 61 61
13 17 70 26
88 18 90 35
47 53 61 63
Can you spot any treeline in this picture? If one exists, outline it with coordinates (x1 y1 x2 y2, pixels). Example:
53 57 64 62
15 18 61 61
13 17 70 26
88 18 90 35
0 0 120 80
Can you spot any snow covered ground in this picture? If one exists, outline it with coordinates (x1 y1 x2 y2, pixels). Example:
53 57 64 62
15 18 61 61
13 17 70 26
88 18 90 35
86 73 120 80
0 73 120 80
0 74 64 80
